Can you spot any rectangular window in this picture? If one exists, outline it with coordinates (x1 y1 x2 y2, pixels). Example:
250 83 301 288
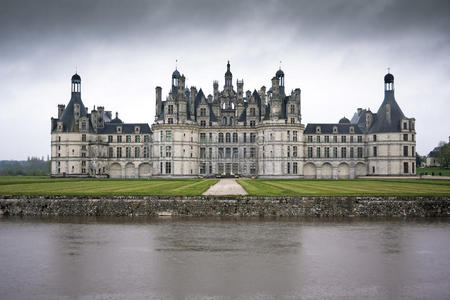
403 146 408 157
226 133 231 143
243 148 247 158
412 146 415 157
316 147 321 158
82 134 86 142
168 105 173 114
117 147 122 158
350 147 354 158
226 148 231 158
243 133 247 143
108 135 113 143
200 108 206 117
325 147 330 158
403 162 408 174
287 146 290 157
403 134 408 141
373 135 377 141
200 163 206 174
287 162 290 174
341 147 347 158
307 136 313 143
293 162 298 174
200 147 206 158
144 135 150 143
341 136 346 143
324 136 329 143
81 152 86 158
308 147 313 158
166 162 171 174
250 133 256 143
357 136 362 143
135 135 140 143
135 147 140 158
233 148 238 159
403 122 407 130
250 107 256 117
200 120 206 127
333 147 338 158
293 146 297 157
126 135 131 143
357 147 363 158
287 131 290 141
373 146 377 157
219 133 224 143
333 136 337 143
218 148 224 158
143 146 149 158
250 147 256 158
316 135 320 143
165 131 172 142
108 147 113 158
209 148 212 159
126 147 131 158
209 133 213 142
166 146 172 157
117 135 122 143
250 120 256 127
233 133 238 143
200 133 206 143
350 136 354 143
293 131 298 142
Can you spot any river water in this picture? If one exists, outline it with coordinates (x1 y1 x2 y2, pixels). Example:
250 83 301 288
0 216 449 300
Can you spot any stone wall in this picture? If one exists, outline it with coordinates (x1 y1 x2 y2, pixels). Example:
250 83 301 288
0 196 448 217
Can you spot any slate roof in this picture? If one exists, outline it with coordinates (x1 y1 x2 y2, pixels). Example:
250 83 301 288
98 123 152 134
57 93 88 132
304 123 363 134
368 90 406 133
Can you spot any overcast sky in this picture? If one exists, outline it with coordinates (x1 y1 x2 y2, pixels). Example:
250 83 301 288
0 0 449 159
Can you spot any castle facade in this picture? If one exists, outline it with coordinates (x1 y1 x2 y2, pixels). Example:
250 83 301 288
51 62 416 178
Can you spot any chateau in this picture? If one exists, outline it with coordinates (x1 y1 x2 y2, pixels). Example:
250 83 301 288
51 62 416 178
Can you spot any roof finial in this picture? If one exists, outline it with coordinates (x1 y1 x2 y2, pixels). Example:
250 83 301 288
175 59 178 70
387 67 391 74
116 112 118 118
75 65 77 74
279 60 282 70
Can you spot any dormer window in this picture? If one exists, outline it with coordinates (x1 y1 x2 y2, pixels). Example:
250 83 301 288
333 126 338 133
117 126 122 133
168 105 174 115
350 126 354 133
134 126 140 133
316 126 321 133
403 122 407 130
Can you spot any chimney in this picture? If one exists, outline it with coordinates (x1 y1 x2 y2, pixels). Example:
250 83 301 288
58 104 65 118
357 108 362 116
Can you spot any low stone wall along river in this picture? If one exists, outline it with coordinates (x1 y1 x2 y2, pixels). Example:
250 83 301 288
0 196 449 217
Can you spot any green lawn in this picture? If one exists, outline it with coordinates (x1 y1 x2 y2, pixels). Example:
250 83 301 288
417 167 450 176
237 179 450 196
0 177 218 196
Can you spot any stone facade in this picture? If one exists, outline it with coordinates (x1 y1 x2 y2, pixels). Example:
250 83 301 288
51 63 416 178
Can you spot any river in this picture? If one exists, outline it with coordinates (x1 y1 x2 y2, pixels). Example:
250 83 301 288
0 216 449 299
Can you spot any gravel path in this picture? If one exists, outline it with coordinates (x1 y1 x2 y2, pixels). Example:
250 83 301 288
202 178 248 195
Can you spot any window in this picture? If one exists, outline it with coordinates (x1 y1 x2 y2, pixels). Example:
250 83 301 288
243 148 247 158
243 133 247 143
168 118 173 124
135 147 140 158
160 131 163 141
250 147 256 158
357 147 363 158
143 147 149 158
226 148 231 158
108 147 113 158
232 132 238 143
200 120 206 127
333 147 338 158
293 131 298 142
291 118 295 124
144 135 150 142
82 134 86 142
341 147 347 158
403 122 407 130
290 104 295 114
168 105 174 114
333 127 337 133
200 108 206 117
209 133 213 142
373 146 377 157
166 146 172 157
287 146 290 157
316 147 321 158
200 147 206 158
117 135 122 143
287 131 290 141
403 134 408 141
209 164 212 174
350 136 354 143
200 163 206 174
357 136 362 143
226 133 231 143
350 147 354 158
160 146 163 157
58 136 61 142
293 162 298 174
233 148 238 159
250 133 256 143
412 162 415 173
126 147 131 158
219 133 224 143
341 136 346 143
250 120 256 127
108 135 113 143
287 162 290 174
324 136 329 143
166 131 172 142
403 162 408 174
325 147 330 158
250 107 256 117
350 127 354 133
200 133 206 143
126 135 131 143
117 147 122 158
373 135 377 141
308 147 313 158
333 136 337 143
135 135 140 143
218 148 224 158
209 148 212 158
293 146 297 157
403 146 408 157
412 146 415 157
81 121 86 131
316 135 320 143
307 136 313 142
166 162 171 174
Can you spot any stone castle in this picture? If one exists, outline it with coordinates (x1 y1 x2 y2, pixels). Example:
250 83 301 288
51 62 416 178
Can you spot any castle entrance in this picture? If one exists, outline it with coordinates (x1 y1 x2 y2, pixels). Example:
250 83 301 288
225 163 231 176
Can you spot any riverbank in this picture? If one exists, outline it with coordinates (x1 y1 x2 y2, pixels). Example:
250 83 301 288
0 196 448 217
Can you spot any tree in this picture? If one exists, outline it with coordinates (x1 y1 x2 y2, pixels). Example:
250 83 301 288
437 143 450 168
416 152 424 167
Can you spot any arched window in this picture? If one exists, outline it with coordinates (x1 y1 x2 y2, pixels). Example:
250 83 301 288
223 117 227 125
219 133 224 143
226 133 231 143
229 117 234 125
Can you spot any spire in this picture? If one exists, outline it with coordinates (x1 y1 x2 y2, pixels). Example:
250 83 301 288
225 60 232 87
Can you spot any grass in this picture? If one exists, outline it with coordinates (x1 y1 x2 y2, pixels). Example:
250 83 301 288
0 176 218 196
417 167 450 176
237 178 450 197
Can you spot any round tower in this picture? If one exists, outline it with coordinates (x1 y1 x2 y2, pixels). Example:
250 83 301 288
384 72 394 91
71 73 81 94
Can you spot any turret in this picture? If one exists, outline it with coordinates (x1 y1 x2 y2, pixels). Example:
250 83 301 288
58 104 65 118
97 106 105 128
213 80 219 100
224 61 233 89
155 86 162 119
237 79 244 102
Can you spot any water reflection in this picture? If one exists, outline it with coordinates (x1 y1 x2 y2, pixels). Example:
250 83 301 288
0 216 449 300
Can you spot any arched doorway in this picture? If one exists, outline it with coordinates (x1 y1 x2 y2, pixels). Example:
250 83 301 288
125 163 136 178
355 163 366 177
337 163 350 179
138 163 151 178
109 163 122 178
321 163 333 179
303 163 316 179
